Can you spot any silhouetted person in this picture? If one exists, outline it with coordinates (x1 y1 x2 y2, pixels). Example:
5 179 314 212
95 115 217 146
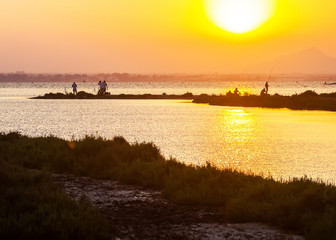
72 82 77 94
260 88 266 96
97 81 100 94
234 88 241 96
103 81 108 93
265 82 269 93
226 90 233 96
98 80 104 95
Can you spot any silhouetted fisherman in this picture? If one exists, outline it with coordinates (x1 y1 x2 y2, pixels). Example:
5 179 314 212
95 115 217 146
265 82 269 93
72 82 77 94
234 88 241 96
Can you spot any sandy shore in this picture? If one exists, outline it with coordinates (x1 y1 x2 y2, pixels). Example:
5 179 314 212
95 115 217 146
53 174 304 240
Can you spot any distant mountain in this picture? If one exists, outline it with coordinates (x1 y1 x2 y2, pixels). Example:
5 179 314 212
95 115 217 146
245 47 336 74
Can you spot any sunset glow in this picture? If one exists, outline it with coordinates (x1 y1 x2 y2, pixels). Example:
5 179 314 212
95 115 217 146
1 0 336 73
205 0 276 34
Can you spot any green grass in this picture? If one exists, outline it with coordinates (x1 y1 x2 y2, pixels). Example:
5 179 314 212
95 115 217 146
1 132 336 239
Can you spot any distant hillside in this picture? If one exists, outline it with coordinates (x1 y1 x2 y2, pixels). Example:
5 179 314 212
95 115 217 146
246 48 336 74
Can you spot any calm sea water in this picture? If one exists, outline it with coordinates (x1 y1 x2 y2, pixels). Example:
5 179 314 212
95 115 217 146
1 81 336 182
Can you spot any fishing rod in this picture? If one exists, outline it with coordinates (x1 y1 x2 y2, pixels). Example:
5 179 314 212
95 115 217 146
267 68 273 82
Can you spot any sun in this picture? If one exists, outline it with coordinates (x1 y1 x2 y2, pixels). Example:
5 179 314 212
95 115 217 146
205 0 276 34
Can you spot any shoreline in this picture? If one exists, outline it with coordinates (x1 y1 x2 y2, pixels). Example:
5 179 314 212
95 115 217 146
32 90 336 112
192 91 336 112
31 91 196 100
2 132 336 239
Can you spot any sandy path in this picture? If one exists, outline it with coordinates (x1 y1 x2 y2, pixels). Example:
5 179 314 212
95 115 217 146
53 174 304 240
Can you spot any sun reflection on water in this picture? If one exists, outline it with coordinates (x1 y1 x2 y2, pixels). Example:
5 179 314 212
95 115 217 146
207 107 336 181
2 95 336 182
211 108 260 172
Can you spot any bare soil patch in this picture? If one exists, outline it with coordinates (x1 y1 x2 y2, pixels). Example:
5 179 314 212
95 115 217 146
53 174 304 240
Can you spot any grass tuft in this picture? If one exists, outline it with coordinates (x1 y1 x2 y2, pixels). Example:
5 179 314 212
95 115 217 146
0 159 111 240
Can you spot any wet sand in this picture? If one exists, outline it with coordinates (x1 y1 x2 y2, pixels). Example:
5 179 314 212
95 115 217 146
53 174 304 240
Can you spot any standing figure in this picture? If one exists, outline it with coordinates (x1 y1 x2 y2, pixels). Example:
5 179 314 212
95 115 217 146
72 82 77 94
265 82 269 94
99 81 106 94
103 81 108 93
98 80 103 95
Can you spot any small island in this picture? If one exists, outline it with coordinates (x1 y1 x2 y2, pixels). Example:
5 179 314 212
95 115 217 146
32 90 336 112
32 91 196 100
193 90 336 111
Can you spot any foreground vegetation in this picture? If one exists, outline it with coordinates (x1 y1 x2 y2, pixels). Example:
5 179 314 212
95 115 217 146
0 154 111 239
193 90 336 111
1 132 336 239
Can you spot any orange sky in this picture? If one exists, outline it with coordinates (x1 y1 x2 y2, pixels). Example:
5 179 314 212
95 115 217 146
1 0 336 73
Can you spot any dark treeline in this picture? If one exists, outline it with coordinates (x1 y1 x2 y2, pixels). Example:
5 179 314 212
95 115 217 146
0 72 149 82
3 72 336 82
0 72 234 82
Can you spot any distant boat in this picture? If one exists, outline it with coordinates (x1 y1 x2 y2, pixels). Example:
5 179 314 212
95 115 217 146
324 82 336 85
